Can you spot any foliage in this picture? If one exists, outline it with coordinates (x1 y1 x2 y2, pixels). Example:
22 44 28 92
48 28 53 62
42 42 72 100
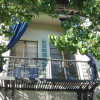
1 0 100 61
0 0 57 65
97 93 100 100
49 0 100 61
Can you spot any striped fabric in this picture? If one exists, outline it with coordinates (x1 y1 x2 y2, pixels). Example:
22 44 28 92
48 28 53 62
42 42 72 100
7 18 28 50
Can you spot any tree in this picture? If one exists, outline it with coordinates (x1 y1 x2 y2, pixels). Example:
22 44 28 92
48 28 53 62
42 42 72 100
0 0 57 65
1 0 100 61
49 0 100 61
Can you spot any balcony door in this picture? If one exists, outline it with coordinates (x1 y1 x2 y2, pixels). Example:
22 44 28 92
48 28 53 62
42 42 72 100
9 40 38 78
50 43 78 79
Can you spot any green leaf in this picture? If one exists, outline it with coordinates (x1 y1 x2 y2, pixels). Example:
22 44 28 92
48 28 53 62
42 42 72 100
67 48 71 52
88 34 93 39
72 46 77 54
83 42 87 47
80 48 86 55
77 41 82 48
1 25 5 30
69 28 73 33
95 0 99 2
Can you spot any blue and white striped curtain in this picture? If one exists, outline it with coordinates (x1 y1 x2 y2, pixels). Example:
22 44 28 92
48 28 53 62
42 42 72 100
0 19 28 72
59 18 97 80
7 19 29 50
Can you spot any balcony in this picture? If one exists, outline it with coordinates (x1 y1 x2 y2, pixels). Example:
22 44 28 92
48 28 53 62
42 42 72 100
1 56 97 79
0 56 100 99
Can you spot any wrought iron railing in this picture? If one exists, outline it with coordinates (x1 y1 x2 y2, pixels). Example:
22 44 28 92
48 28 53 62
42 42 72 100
0 56 99 100
0 56 97 80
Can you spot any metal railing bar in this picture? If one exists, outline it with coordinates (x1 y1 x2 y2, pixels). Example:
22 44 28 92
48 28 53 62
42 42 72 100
2 56 98 81
0 77 99 83
2 56 90 62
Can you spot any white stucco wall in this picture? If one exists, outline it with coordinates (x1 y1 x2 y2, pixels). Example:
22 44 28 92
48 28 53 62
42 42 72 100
75 51 90 80
93 58 100 100
0 89 77 100
20 22 65 58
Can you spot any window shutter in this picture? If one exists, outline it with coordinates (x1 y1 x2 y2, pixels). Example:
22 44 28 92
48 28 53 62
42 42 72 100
11 41 24 57
25 41 38 58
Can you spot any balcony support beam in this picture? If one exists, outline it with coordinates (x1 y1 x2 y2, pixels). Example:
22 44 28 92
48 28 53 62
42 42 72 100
83 92 87 100
88 91 93 100
77 91 81 100
5 80 8 100
90 83 99 92
80 91 94 100
12 80 15 96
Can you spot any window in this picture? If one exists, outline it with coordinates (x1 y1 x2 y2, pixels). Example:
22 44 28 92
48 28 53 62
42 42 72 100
9 40 38 78
50 43 71 59
11 41 38 58
50 43 78 79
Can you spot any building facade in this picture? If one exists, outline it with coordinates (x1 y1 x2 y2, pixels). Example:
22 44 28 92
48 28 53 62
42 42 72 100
0 14 100 100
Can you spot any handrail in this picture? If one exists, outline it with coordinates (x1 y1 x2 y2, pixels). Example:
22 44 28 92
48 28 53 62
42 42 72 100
2 56 90 62
1 56 94 80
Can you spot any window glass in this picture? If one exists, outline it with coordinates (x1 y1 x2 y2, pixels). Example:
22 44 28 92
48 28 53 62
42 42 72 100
11 41 24 56
25 41 38 58
50 43 70 59
11 41 38 58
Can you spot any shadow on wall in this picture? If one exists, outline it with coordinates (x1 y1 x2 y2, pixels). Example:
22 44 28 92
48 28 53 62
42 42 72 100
0 89 77 100
92 58 100 100
93 85 100 100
